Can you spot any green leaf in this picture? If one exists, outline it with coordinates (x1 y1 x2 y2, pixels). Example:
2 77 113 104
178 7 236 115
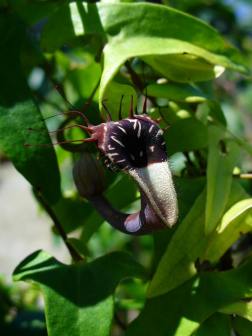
207 100 227 126
165 117 208 155
232 317 252 336
13 250 145 336
220 301 252 322
67 238 89 258
64 51 101 103
152 177 206 271
102 81 137 120
39 2 248 104
127 258 252 336
193 313 231 336
231 133 252 157
175 177 207 221
148 188 207 298
52 196 94 234
0 13 60 204
203 198 252 262
148 181 248 298
196 100 227 126
147 82 207 103
143 54 224 83
11 0 61 24
99 2 248 99
205 126 239 234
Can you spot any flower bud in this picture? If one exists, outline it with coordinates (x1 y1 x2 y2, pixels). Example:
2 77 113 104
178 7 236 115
73 152 105 198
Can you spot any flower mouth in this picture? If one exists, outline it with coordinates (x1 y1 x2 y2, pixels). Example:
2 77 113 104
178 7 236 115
101 117 167 171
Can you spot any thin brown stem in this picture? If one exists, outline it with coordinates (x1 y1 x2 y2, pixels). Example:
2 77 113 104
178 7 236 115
35 189 83 262
125 61 144 91
114 312 127 331
125 60 156 107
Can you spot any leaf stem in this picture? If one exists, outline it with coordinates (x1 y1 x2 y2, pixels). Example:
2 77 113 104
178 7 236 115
125 60 157 107
125 60 144 91
35 189 83 262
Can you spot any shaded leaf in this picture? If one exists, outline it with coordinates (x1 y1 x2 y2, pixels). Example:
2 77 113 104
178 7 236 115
13 250 145 336
67 238 89 258
0 13 60 204
207 100 227 125
193 313 231 336
232 317 252 336
53 196 93 234
11 0 60 24
165 118 208 155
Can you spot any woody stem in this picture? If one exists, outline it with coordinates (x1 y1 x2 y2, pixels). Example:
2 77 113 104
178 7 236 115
35 189 83 262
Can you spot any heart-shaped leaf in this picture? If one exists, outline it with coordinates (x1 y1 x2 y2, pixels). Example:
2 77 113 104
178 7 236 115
13 250 145 336
38 2 248 106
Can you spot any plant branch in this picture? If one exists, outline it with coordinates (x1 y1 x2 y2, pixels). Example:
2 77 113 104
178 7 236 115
35 189 83 262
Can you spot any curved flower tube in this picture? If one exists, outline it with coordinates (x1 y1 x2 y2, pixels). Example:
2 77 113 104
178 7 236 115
73 110 178 235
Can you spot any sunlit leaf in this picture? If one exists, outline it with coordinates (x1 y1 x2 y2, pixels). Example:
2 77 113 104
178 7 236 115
203 198 252 262
39 2 247 105
205 126 239 234
148 181 248 298
127 257 252 336
220 301 252 322
147 82 207 103
143 54 224 83
148 188 206 298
